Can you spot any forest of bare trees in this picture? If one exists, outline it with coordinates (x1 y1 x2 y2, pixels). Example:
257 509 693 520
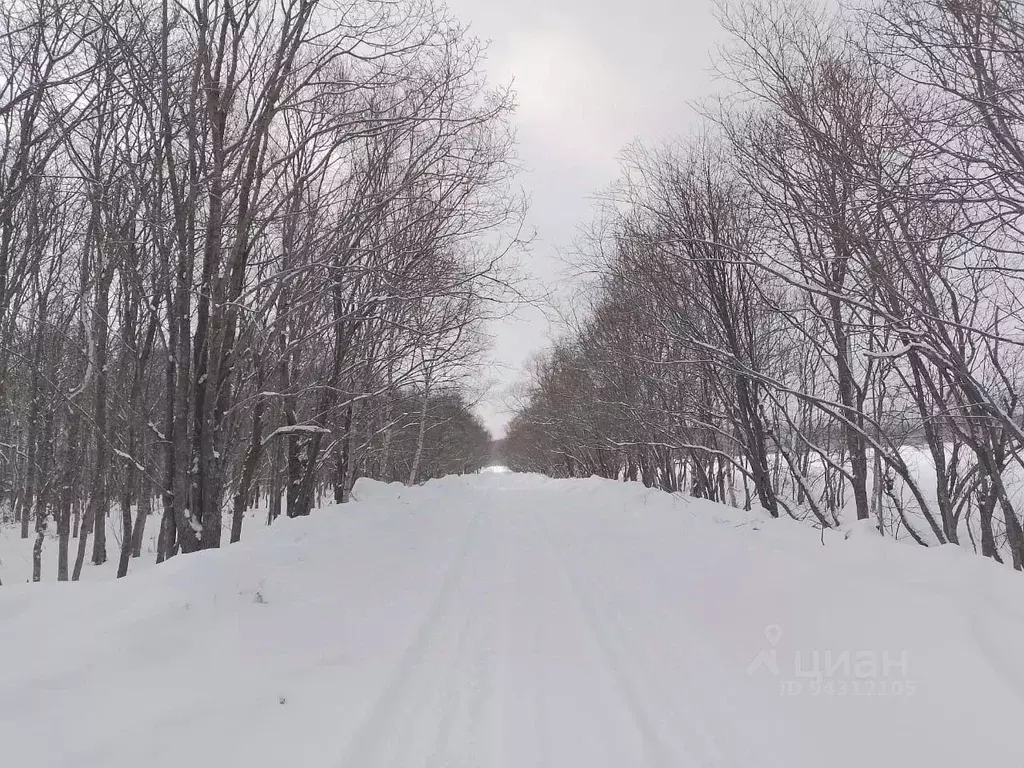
506 0 1024 565
0 0 516 582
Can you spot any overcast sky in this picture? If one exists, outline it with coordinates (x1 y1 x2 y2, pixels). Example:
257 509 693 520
446 0 725 436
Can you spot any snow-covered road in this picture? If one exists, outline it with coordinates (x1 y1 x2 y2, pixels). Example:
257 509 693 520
4 473 1024 766
335 475 789 767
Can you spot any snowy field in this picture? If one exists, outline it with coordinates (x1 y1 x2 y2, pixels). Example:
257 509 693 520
3 472 1023 766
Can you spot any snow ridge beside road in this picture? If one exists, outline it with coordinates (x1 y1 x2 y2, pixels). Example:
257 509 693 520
3 472 1023 767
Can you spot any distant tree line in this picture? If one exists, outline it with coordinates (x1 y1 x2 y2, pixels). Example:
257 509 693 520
0 0 515 582
506 0 1024 565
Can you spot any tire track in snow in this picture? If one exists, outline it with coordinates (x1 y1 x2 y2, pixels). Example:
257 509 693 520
543 507 802 768
539 513 745 768
536 519 680 768
337 508 485 767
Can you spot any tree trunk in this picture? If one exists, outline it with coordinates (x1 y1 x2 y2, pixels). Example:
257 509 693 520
131 477 151 558
409 379 431 486
116 490 133 578
334 400 355 503
268 437 283 524
230 400 265 543
90 273 112 566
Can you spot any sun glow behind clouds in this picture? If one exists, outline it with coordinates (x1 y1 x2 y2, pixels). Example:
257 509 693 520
496 29 627 169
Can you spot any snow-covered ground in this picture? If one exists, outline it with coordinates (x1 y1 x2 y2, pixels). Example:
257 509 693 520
3 472 1023 766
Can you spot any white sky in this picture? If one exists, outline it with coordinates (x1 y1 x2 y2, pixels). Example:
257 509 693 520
448 0 724 436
